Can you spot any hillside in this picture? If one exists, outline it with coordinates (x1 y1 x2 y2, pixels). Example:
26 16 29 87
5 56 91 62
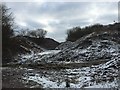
66 22 120 42
25 36 60 50
2 23 120 88
49 30 120 63
18 28 120 65
2 3 120 89
2 35 60 64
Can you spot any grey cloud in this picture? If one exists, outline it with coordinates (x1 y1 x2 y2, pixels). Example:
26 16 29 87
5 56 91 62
97 14 118 24
119 2 120 21
6 2 118 42
8 2 91 19
48 19 90 31
47 30 66 42
25 19 46 29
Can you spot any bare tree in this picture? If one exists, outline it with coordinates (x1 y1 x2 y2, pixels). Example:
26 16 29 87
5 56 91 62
2 4 14 40
26 29 47 38
36 29 47 38
2 4 15 63
18 28 29 36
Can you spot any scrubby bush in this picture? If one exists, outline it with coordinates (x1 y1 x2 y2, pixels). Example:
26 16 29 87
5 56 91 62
66 24 106 42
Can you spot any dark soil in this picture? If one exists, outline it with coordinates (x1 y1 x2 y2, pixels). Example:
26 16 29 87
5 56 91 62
2 67 42 88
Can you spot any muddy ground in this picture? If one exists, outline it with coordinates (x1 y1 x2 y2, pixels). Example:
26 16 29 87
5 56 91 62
2 67 43 88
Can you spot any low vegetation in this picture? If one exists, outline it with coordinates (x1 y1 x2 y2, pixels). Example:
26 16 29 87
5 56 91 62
66 23 120 42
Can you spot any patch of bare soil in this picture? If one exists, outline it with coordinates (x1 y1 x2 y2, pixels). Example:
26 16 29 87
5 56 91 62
2 67 42 88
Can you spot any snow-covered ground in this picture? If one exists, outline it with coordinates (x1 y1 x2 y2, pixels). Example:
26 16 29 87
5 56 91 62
17 50 61 64
22 56 119 88
13 31 120 88
38 50 61 55
22 66 119 88
16 32 120 65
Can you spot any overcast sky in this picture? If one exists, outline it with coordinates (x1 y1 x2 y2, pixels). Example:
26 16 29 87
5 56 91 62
6 2 118 42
